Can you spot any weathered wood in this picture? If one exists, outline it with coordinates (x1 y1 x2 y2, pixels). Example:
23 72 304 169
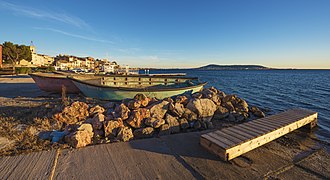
0 150 57 179
200 109 318 161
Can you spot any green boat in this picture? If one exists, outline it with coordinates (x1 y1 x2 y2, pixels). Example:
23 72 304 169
69 75 206 101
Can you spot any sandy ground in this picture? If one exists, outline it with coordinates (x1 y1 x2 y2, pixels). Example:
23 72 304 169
0 75 329 179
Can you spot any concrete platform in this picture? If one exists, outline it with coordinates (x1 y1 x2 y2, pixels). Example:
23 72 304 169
0 132 329 179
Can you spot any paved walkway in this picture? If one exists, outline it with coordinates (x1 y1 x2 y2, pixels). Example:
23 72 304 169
0 131 329 179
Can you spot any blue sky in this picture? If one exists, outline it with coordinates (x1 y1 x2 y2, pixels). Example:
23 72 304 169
1 0 329 68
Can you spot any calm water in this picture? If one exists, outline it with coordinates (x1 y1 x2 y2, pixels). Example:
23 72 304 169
144 69 330 143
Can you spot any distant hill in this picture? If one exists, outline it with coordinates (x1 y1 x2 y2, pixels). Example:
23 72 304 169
195 64 269 70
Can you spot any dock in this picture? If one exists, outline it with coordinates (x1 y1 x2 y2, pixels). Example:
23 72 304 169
200 109 318 161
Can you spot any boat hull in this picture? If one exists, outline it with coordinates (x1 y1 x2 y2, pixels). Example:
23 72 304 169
72 80 205 100
30 73 81 93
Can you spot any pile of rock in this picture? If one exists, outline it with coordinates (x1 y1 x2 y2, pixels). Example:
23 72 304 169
49 87 265 148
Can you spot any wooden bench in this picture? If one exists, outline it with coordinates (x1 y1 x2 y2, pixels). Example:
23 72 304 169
200 109 318 161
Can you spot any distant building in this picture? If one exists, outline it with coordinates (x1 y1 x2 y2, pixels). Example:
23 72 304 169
54 55 97 71
30 45 54 67
18 59 34 67
55 59 72 70
103 62 117 73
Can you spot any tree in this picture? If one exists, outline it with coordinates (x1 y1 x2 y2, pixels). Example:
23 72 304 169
2 41 32 71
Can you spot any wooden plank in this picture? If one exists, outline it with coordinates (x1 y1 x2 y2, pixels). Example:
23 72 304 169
207 132 236 148
222 127 255 140
226 113 317 160
234 124 269 135
213 131 243 146
200 109 318 161
240 113 295 129
229 125 261 138
252 120 288 130
243 121 276 132
252 118 298 130
201 134 230 149
218 128 248 141
225 109 316 144
200 137 227 160
0 150 56 179
254 112 301 124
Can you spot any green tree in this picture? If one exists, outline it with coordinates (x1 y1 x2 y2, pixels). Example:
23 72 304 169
2 41 32 72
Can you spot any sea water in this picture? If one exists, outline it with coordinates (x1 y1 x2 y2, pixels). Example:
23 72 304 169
144 69 330 144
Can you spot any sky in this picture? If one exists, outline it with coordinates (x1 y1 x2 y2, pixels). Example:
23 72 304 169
0 0 329 68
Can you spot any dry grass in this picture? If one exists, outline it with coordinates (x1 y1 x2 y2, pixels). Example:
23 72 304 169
0 97 67 156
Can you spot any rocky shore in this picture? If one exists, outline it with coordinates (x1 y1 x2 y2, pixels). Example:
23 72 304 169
0 84 266 153
1 75 329 179
42 86 266 148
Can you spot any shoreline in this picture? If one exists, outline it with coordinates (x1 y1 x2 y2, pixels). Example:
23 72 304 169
0 75 329 178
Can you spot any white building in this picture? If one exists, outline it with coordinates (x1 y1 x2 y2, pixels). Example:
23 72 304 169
102 60 118 73
30 46 54 67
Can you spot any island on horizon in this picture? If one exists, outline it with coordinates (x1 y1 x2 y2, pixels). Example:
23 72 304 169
146 64 272 70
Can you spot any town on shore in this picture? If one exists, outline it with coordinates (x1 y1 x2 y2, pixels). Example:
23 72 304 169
0 41 132 74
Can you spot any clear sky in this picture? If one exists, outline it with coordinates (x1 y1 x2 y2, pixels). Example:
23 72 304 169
1 0 329 68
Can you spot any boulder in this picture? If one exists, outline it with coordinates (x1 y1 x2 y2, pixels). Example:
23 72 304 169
144 117 165 128
187 98 217 122
106 108 115 116
236 100 249 112
201 88 216 99
233 112 245 122
54 101 89 124
192 93 202 99
148 97 159 106
205 121 214 129
225 113 236 122
222 95 237 103
223 101 235 112
165 114 180 134
148 100 169 119
117 127 134 142
133 127 154 139
114 103 130 120
93 129 104 138
127 108 150 128
250 106 265 118
89 105 105 116
178 118 189 130
209 86 219 94
182 108 198 121
175 95 189 105
213 106 229 120
163 97 174 104
103 102 116 109
200 121 208 130
77 123 94 137
64 124 80 135
158 124 171 136
211 95 222 106
218 91 226 98
104 120 120 138
65 130 93 148
91 113 105 130
65 123 93 148
193 120 202 130
168 102 185 117
127 100 141 110
134 94 149 107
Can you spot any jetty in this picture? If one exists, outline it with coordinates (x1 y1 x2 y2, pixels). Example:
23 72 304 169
200 109 318 161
